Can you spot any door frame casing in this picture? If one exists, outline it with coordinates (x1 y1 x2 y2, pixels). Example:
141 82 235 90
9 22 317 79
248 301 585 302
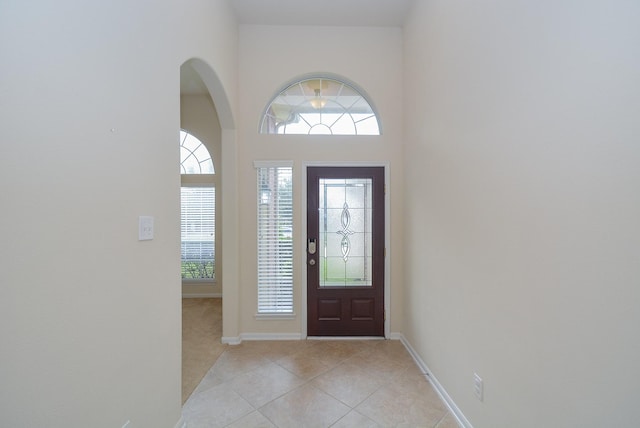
301 161 391 339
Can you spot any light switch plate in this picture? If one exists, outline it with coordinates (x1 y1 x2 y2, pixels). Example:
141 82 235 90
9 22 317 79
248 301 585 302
138 216 154 240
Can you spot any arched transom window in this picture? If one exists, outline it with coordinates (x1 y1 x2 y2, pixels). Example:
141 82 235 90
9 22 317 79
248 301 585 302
180 130 214 174
260 76 381 135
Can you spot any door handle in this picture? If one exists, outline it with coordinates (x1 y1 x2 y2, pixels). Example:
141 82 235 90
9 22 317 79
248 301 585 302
308 238 317 255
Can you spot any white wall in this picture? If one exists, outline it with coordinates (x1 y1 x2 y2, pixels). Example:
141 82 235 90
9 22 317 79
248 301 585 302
403 1 640 427
0 1 237 427
235 25 404 337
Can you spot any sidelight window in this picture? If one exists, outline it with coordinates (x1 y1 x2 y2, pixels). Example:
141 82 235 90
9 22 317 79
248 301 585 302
255 161 293 314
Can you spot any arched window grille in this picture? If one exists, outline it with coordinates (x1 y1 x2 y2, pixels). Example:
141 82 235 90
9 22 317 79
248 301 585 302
180 130 214 174
260 75 381 135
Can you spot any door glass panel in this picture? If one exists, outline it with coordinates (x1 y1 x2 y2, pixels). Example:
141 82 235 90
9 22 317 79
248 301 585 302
319 178 372 287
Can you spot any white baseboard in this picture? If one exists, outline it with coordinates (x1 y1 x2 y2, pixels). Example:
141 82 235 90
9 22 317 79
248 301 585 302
388 332 404 340
221 336 241 345
397 334 473 428
222 333 304 344
242 333 302 341
181 293 222 298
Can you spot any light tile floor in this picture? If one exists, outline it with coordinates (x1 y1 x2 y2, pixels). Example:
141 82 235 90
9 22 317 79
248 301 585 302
183 299 226 403
182 339 460 427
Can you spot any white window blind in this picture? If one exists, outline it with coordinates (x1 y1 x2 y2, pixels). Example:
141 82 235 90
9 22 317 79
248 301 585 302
256 163 293 313
181 186 215 280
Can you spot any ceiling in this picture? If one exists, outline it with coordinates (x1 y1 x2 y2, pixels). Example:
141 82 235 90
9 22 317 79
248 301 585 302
230 0 414 27
180 0 414 95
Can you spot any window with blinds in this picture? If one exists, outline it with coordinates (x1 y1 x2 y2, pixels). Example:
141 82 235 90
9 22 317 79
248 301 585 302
256 162 293 314
181 186 215 280
180 129 215 282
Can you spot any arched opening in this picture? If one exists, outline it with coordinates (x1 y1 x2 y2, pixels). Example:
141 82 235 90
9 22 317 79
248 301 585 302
179 58 237 404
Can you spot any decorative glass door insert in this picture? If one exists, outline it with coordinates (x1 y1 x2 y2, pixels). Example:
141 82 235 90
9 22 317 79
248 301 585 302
318 178 372 287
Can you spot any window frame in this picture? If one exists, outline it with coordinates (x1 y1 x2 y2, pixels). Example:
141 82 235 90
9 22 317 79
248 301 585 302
259 73 382 136
180 129 214 174
180 129 217 284
255 160 295 317
180 181 216 283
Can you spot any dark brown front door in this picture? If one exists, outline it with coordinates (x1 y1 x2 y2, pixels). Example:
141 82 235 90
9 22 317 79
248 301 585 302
307 167 385 336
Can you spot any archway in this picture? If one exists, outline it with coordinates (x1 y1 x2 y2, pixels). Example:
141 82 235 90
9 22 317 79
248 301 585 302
179 58 238 402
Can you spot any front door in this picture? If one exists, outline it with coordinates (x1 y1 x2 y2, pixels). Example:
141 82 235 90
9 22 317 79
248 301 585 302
307 167 385 336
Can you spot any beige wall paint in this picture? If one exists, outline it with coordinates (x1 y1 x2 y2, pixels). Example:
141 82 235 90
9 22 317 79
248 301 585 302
403 1 640 427
0 1 237 427
235 25 404 337
181 94 223 297
8 1 638 426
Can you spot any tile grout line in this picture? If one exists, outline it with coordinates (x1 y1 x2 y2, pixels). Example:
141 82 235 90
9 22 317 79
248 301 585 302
187 341 450 428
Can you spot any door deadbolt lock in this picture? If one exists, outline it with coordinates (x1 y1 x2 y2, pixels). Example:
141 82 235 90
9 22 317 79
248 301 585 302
309 259 316 266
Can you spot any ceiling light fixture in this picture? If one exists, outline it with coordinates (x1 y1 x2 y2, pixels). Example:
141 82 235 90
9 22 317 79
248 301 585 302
309 88 327 109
